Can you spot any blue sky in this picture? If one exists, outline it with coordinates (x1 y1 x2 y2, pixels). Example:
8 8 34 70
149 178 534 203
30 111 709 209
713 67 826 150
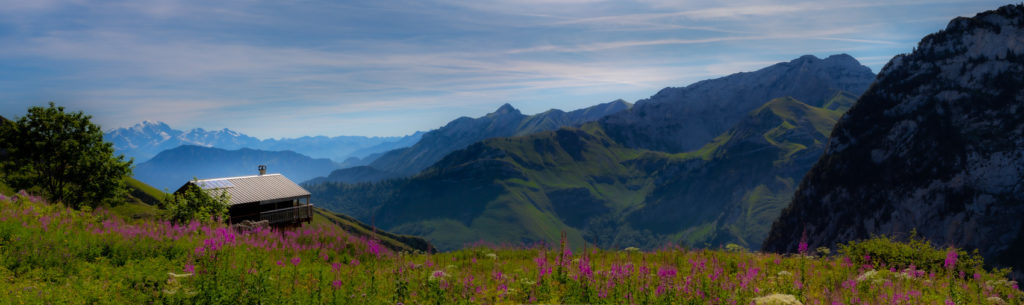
0 0 1012 138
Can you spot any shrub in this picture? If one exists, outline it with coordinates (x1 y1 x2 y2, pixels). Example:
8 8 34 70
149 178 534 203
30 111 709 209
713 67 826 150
162 181 230 224
838 232 984 274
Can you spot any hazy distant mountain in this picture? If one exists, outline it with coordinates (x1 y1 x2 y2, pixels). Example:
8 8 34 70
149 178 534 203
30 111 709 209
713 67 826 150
318 100 632 183
764 5 1024 273
104 121 422 162
308 55 874 250
135 145 340 191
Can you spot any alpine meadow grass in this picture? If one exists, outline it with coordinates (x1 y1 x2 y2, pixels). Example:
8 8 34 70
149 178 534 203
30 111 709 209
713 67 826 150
0 191 1020 304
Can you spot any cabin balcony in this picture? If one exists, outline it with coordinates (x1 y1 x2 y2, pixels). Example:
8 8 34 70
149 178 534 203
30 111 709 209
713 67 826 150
259 204 314 225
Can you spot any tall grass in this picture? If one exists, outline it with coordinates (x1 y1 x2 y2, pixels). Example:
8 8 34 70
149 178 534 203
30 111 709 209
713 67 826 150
0 191 1020 304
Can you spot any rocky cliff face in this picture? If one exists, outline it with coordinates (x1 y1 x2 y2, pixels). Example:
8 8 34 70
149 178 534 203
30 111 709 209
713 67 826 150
601 54 874 153
763 5 1024 272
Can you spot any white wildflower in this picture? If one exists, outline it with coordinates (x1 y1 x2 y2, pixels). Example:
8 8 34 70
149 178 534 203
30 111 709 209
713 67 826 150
751 293 803 305
856 270 879 282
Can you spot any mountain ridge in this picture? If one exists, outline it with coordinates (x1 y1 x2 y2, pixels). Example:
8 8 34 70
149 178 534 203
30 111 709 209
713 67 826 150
600 54 874 153
320 99 633 184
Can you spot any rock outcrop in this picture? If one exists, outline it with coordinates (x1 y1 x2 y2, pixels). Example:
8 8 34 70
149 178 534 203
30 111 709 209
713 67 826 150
764 5 1024 273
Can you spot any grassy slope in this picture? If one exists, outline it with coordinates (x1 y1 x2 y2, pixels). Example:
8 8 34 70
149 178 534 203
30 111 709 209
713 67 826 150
127 177 165 205
650 97 844 248
106 177 167 220
311 207 432 252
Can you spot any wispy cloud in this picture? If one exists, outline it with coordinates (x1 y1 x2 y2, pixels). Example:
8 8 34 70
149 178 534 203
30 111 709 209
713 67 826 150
0 0 1012 137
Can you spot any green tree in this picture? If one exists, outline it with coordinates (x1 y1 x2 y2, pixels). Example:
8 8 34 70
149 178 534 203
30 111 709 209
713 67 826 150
0 102 133 208
163 180 230 223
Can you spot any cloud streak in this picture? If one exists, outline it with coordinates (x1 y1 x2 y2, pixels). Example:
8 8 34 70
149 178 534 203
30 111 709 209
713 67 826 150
0 0 1011 137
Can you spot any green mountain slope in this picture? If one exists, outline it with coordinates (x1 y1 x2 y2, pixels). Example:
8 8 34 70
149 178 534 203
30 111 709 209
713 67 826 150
311 207 433 252
628 97 843 248
312 96 846 250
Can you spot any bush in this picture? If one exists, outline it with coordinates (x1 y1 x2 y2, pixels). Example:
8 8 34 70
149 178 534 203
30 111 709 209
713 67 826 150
162 181 229 224
838 232 984 274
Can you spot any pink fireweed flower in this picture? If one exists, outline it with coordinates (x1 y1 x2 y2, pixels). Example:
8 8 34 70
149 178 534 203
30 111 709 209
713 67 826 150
350 258 360 267
332 262 342 273
578 254 593 280
798 229 809 254
535 251 552 278
432 270 447 279
367 239 382 257
291 256 301 266
184 263 195 273
657 265 677 280
332 280 343 290
944 247 958 269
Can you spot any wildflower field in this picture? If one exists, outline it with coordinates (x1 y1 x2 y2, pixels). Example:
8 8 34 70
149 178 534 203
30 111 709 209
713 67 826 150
0 191 1020 305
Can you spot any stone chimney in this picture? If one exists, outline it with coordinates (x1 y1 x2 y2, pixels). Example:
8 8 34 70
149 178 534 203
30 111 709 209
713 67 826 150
258 165 267 175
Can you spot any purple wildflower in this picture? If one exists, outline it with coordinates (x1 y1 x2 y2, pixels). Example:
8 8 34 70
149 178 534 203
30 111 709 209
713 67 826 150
798 229 809 254
944 247 958 270
657 265 677 280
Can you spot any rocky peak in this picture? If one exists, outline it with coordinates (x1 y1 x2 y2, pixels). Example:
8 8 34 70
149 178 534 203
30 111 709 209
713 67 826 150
489 103 521 117
763 4 1024 274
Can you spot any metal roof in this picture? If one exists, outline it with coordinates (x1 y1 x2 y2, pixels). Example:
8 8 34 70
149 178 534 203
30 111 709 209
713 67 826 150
177 174 311 205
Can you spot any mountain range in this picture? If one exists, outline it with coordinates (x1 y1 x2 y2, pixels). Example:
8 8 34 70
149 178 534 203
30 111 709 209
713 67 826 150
307 54 875 250
599 54 873 153
764 4 1024 274
135 145 340 191
314 99 633 184
104 121 423 163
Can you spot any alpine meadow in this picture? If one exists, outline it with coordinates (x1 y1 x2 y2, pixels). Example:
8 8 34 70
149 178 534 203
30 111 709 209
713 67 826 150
1 2 1023 305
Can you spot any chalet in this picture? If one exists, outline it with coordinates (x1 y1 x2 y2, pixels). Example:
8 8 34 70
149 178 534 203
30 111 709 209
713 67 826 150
175 165 313 227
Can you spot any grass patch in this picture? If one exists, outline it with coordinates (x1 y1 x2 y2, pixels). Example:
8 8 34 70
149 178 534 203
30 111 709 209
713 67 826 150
0 194 1020 304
